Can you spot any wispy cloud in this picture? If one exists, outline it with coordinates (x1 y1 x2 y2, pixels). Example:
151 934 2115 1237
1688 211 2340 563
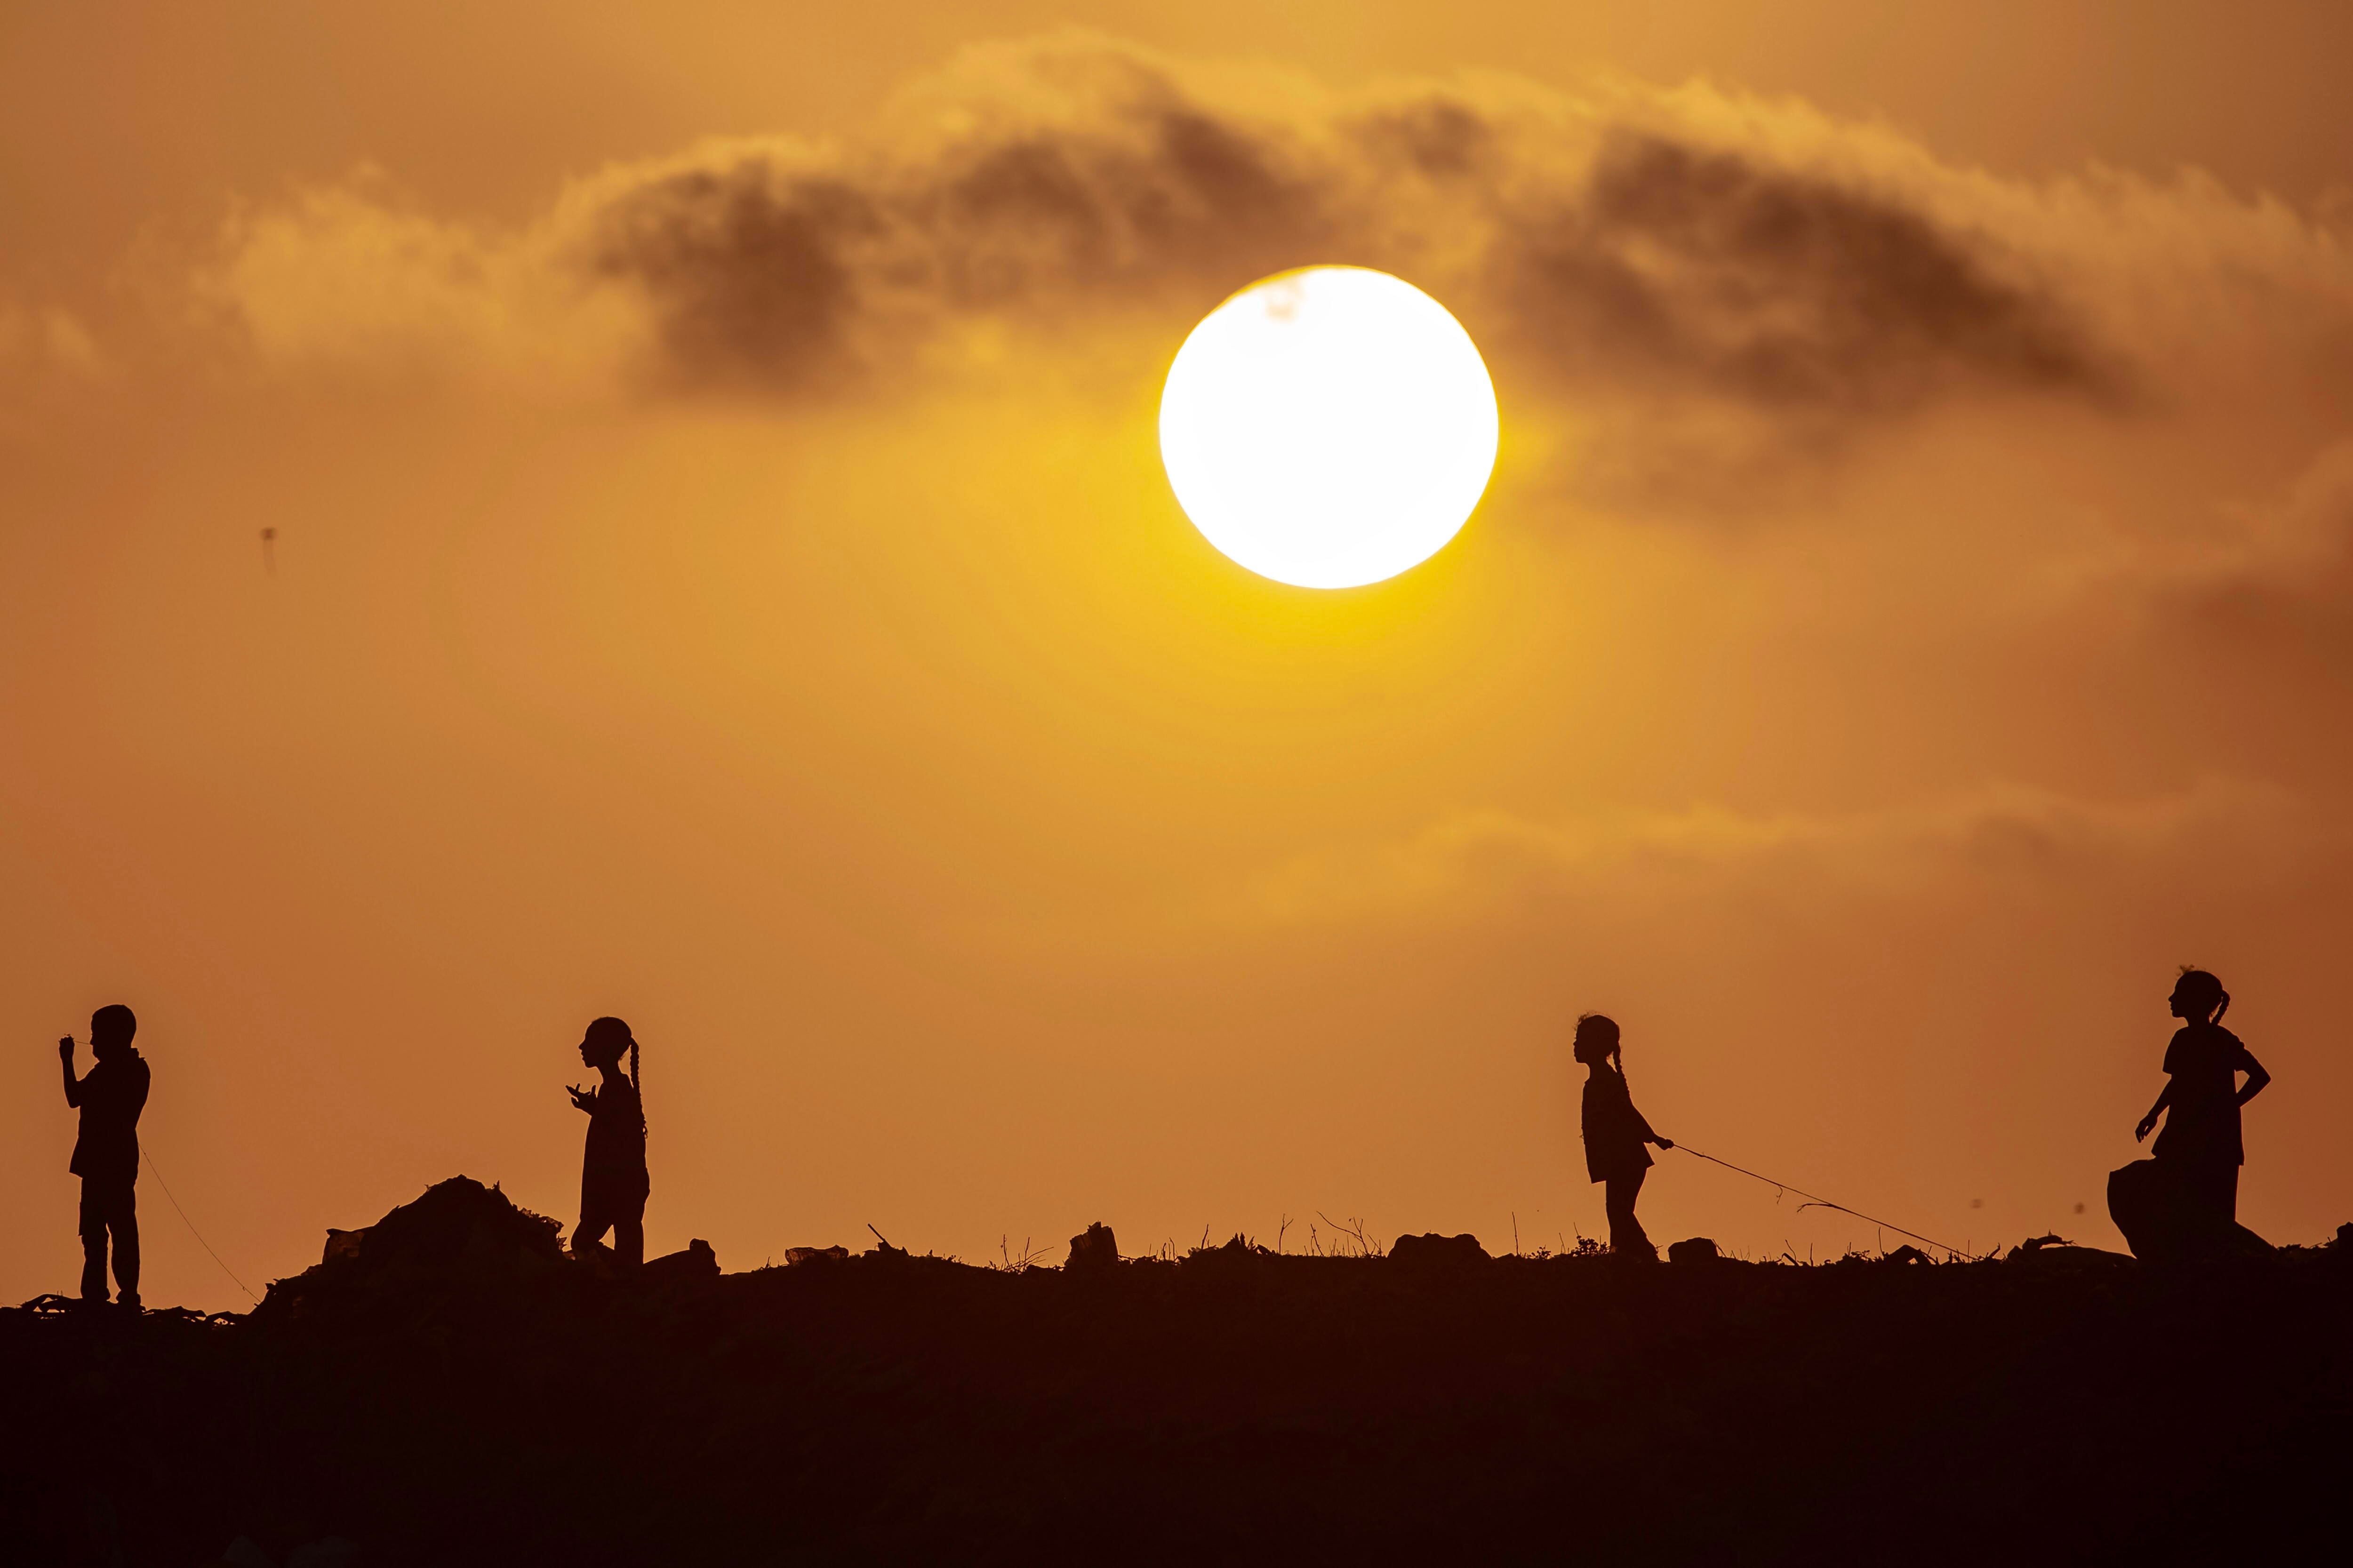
174 32 2275 430
1239 779 2318 928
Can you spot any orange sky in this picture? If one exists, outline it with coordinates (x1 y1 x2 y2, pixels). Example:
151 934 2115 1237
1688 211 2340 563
6 3 2353 1307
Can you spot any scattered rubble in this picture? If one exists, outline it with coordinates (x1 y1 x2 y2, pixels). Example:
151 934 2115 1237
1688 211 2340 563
1066 1222 1120 1272
1389 1232 1490 1268
250 1176 714 1322
644 1238 720 1285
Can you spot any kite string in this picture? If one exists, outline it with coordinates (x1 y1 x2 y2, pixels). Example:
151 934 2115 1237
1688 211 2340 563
1670 1144 1976 1261
141 1146 259 1303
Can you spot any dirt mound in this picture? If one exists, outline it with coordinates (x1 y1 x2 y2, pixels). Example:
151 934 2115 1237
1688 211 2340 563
353 1176 566 1271
252 1176 567 1323
642 1237 720 1286
1389 1231 1490 1268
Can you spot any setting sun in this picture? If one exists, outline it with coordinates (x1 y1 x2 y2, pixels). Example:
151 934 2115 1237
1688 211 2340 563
1157 266 1500 589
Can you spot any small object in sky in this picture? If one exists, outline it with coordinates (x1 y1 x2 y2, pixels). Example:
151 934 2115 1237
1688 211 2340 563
260 528 277 576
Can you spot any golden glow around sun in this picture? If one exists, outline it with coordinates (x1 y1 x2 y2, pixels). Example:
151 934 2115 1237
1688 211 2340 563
1158 266 1500 590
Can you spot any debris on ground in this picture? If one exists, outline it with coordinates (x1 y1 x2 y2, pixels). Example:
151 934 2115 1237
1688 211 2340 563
1389 1232 1489 1268
1066 1222 1120 1272
249 1176 682 1323
343 1175 563 1272
644 1239 720 1286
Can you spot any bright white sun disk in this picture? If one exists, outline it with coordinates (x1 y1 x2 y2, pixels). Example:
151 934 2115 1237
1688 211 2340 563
1158 267 1499 589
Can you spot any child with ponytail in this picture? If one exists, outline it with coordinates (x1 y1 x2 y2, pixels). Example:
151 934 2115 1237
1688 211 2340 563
568 1016 649 1266
2136 968 2269 1227
1573 1014 1673 1259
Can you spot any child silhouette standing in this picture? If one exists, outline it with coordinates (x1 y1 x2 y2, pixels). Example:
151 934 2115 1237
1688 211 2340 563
568 1016 649 1267
1575 1014 1672 1258
60 1004 150 1308
2136 968 2269 1228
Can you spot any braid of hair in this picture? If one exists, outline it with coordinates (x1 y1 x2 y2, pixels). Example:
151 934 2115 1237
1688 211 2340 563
2177 967 2230 1027
629 1038 644 1134
1610 1040 1626 1086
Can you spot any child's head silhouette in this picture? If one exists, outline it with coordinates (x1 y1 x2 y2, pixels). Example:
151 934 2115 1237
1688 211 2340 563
89 1004 136 1056
2170 969 2229 1025
1572 1012 1621 1068
579 1016 639 1086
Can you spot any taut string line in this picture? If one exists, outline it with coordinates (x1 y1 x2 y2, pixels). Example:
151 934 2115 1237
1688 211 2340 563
142 1146 259 1303
1670 1144 1976 1261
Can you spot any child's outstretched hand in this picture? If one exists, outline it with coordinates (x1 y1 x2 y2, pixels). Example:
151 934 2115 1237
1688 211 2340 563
59 1036 75 1062
568 1083 598 1113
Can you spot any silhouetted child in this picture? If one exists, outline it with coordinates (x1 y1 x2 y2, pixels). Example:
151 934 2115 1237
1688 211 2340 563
59 1004 150 1308
568 1016 649 1266
1574 1014 1672 1258
2136 968 2269 1226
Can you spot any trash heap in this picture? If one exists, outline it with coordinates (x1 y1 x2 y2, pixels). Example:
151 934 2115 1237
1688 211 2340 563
251 1176 715 1325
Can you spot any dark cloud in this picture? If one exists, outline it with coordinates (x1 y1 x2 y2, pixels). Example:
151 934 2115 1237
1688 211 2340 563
1346 97 1496 180
588 168 877 392
202 40 2159 432
913 107 1325 303
576 53 2119 413
587 90 1327 393
1498 133 2119 412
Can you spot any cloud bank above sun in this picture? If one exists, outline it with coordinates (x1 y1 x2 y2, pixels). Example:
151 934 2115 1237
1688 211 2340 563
144 34 2293 412
28 30 2308 525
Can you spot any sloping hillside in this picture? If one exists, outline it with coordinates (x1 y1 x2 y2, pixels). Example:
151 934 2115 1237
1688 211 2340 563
5 1180 2348 1566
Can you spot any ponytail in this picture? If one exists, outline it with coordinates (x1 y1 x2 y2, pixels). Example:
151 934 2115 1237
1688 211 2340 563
1610 1040 1627 1087
2176 968 2230 1027
582 1016 647 1135
629 1037 645 1135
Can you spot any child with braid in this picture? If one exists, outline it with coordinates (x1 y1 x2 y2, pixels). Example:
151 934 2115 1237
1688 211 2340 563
2136 968 2270 1228
567 1016 649 1266
1574 1013 1673 1259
